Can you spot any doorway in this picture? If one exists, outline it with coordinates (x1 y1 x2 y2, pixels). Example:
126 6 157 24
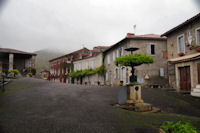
179 66 191 91
198 63 200 84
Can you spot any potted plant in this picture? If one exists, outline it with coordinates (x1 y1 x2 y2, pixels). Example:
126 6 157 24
178 52 184 56
195 44 200 52
120 80 123 86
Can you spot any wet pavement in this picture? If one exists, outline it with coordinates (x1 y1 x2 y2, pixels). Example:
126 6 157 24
0 78 200 133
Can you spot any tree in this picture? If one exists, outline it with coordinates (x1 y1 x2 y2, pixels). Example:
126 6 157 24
115 53 154 82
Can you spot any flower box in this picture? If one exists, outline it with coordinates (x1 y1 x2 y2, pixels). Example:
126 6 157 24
196 47 200 52
178 52 184 56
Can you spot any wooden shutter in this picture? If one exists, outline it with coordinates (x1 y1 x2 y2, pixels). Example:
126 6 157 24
147 44 151 55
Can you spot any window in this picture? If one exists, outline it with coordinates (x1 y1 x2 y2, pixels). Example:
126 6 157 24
107 55 110 64
177 34 185 53
160 68 164 77
147 44 155 55
119 47 124 56
78 63 82 70
74 64 77 71
91 60 94 69
151 45 155 55
86 61 88 69
113 52 115 61
196 27 200 44
116 50 119 57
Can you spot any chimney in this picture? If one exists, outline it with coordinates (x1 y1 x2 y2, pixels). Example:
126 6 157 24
126 33 135 37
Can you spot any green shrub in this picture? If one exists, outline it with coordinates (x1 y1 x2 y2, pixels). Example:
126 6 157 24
27 73 32 77
69 65 105 78
115 53 154 67
9 69 19 76
31 67 36 75
160 121 200 133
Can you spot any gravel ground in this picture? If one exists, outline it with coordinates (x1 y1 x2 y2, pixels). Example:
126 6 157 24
0 78 200 133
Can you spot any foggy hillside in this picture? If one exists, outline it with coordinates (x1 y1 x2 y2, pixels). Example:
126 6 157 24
34 49 69 77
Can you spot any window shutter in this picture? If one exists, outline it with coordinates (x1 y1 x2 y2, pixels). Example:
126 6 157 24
91 60 94 69
113 52 115 61
86 61 88 69
74 64 76 71
107 55 110 64
147 44 151 55
117 50 119 57
160 68 164 77
121 47 124 56
114 70 116 79
106 72 108 81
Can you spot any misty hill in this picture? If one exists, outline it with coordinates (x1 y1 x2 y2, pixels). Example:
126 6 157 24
34 49 68 77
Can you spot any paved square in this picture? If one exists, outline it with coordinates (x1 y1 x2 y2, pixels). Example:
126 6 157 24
0 78 200 133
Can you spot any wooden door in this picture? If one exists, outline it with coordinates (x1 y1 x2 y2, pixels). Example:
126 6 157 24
179 66 191 91
198 63 200 84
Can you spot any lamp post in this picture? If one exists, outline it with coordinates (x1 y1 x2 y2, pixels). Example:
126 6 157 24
125 48 139 83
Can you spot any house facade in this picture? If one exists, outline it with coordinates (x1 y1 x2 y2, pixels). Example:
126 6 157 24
49 48 90 83
103 33 168 87
0 48 36 75
162 13 200 93
73 53 104 85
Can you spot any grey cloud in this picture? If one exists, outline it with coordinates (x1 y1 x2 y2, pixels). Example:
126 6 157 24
0 0 199 52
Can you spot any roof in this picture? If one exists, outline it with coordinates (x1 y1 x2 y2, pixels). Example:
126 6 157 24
0 48 36 56
49 47 89 62
95 46 110 49
103 33 166 54
162 12 200 36
73 52 101 62
168 53 200 63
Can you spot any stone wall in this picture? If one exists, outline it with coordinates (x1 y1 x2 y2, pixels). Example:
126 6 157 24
104 38 168 87
167 19 200 90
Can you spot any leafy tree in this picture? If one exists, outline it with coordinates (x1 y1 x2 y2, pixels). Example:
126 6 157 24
115 53 154 67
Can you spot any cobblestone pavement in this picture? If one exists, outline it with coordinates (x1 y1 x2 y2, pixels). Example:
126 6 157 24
0 78 200 133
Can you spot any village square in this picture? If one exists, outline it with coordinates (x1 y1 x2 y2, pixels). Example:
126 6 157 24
0 0 200 132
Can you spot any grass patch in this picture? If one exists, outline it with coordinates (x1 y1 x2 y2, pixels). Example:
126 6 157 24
0 82 31 96
115 109 200 132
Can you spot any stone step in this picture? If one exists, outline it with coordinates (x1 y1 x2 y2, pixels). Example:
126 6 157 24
196 84 200 89
193 88 200 93
191 92 200 97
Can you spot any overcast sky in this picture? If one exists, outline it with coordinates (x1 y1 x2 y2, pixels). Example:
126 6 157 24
0 0 199 52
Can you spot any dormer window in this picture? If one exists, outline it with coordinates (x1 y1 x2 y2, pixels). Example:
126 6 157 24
177 34 185 53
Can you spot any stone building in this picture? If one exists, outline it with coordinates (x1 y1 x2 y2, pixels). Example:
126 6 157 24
162 13 200 94
103 33 168 87
72 46 109 85
73 53 104 85
49 47 90 83
0 48 36 75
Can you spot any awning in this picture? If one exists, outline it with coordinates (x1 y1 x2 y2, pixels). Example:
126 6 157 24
168 53 200 63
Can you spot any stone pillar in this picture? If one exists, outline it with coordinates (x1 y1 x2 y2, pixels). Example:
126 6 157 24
9 53 14 71
126 83 144 104
31 55 36 67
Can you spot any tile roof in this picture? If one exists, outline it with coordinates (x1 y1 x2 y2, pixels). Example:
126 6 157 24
127 34 167 39
49 47 89 62
103 33 166 53
0 48 36 56
162 12 200 36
